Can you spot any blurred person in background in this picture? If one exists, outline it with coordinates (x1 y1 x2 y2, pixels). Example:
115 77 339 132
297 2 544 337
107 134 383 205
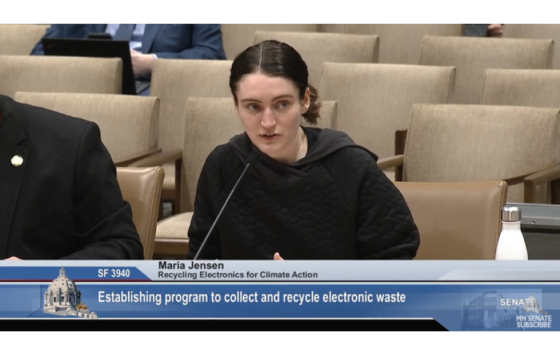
464 24 503 37
31 24 227 95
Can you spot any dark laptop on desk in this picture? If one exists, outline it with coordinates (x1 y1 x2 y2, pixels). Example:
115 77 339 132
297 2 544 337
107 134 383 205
42 36 150 95
464 24 489 37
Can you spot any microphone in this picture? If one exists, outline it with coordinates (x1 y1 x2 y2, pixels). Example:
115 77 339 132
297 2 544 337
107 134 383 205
193 153 257 260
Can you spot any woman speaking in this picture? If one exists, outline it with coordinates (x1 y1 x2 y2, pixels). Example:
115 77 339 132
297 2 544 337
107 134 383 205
186 40 420 260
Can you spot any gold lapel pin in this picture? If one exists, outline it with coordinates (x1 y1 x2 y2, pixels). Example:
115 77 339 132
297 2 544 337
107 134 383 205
11 155 24 167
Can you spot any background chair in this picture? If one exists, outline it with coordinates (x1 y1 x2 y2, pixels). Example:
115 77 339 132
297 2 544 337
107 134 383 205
503 24 560 69
14 92 159 166
379 104 560 203
254 31 379 87
0 56 122 98
149 59 233 214
321 24 463 64
394 181 508 259
482 69 560 107
318 62 455 163
419 36 553 104
140 97 244 257
117 167 165 260
0 24 49 55
221 24 318 59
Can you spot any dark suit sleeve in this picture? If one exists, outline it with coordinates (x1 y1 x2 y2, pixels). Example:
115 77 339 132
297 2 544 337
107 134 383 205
30 25 64 55
186 149 224 260
355 156 420 260
153 24 226 60
61 122 144 260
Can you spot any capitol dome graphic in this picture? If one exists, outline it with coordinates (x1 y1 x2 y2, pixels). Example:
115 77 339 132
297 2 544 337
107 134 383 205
43 267 98 319
523 293 547 314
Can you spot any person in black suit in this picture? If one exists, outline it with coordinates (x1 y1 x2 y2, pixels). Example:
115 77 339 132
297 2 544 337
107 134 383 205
0 94 144 260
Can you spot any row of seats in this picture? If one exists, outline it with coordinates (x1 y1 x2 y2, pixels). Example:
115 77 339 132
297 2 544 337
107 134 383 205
5 24 560 66
0 33 553 106
0 32 554 105
209 23 560 70
0 24 463 62
3 38 560 198
2 31 557 204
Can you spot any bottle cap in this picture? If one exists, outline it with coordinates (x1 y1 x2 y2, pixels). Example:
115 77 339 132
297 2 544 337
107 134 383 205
502 206 521 222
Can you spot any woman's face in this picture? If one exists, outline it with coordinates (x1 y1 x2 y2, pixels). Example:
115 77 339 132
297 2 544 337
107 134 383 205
234 72 309 163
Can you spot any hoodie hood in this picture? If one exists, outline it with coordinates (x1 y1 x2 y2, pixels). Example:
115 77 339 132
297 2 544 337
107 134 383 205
229 127 378 185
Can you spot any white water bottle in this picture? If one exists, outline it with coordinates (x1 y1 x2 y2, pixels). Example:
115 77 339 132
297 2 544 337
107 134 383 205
495 206 528 260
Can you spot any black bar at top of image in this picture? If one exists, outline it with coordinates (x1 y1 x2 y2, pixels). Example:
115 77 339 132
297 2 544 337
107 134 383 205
0 319 448 332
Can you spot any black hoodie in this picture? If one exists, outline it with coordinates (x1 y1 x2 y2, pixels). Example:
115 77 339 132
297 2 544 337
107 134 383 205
186 127 419 260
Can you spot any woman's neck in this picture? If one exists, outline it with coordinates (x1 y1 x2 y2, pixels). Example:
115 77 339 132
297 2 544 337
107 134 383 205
295 126 308 162
271 126 308 165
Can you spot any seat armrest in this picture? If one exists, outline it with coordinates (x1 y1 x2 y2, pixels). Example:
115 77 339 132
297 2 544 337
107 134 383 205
114 148 162 166
377 155 404 171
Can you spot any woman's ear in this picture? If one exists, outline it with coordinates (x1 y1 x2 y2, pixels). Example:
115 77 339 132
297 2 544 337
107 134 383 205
301 87 311 114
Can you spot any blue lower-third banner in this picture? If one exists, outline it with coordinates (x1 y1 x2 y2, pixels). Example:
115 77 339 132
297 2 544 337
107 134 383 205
0 268 558 331
0 278 560 332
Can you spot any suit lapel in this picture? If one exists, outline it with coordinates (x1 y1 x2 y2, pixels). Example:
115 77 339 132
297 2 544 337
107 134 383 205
0 96 28 259
142 24 163 53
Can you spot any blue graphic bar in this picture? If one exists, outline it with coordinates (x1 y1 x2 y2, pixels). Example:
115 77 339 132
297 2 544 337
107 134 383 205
0 269 558 331
0 267 150 281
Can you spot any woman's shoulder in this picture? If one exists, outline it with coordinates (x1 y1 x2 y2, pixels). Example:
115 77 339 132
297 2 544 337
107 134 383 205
204 143 240 168
327 146 378 169
305 127 378 169
320 145 384 189
207 142 236 160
